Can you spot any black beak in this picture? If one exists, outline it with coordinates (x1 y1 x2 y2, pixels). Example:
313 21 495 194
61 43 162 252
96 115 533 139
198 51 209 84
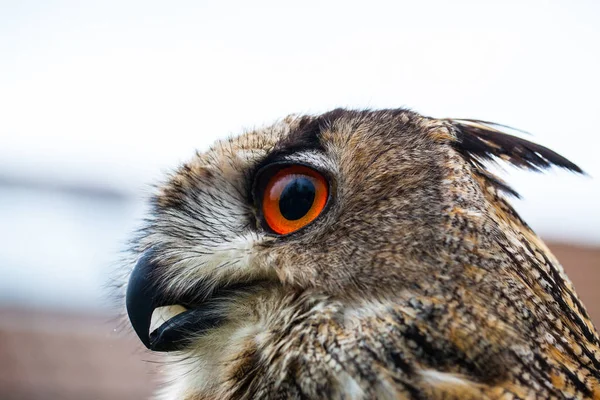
125 251 224 352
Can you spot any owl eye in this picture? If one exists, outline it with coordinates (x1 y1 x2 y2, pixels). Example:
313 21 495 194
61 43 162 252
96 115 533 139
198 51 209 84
260 165 329 235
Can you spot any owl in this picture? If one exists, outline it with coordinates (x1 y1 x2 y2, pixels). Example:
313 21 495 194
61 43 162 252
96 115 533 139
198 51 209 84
123 108 600 399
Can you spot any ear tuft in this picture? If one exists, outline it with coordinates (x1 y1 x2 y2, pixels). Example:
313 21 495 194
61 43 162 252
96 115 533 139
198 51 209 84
450 119 583 173
447 119 583 196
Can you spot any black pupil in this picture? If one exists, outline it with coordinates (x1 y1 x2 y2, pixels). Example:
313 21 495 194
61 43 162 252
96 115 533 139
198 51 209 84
279 176 316 221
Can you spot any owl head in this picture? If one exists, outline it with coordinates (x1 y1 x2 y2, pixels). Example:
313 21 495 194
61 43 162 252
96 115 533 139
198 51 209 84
123 108 587 398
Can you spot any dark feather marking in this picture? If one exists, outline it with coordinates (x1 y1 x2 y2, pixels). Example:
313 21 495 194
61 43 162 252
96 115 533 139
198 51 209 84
520 240 600 348
561 365 593 397
261 115 326 163
474 168 521 198
398 319 490 382
526 352 567 397
286 359 311 400
452 120 582 173
499 241 600 388
388 349 414 376
450 120 583 197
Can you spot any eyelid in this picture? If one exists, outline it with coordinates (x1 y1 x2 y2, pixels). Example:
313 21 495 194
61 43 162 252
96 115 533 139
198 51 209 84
269 151 334 173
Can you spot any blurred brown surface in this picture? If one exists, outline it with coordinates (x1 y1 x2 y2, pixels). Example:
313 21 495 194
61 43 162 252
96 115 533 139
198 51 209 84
0 242 598 399
0 310 157 400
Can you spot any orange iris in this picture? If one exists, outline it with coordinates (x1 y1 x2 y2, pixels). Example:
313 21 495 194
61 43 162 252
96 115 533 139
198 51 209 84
262 165 328 235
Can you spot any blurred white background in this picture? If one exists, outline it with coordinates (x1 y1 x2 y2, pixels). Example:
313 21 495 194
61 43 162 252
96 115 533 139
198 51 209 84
1 0 599 312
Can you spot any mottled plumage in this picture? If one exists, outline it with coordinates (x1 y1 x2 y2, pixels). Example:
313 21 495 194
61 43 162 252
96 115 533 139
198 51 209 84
121 108 599 399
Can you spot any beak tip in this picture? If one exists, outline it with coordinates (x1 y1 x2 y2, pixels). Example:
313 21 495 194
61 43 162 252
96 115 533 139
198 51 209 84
125 251 161 350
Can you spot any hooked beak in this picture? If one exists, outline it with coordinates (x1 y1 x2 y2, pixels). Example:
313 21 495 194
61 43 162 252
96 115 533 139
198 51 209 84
125 251 224 352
